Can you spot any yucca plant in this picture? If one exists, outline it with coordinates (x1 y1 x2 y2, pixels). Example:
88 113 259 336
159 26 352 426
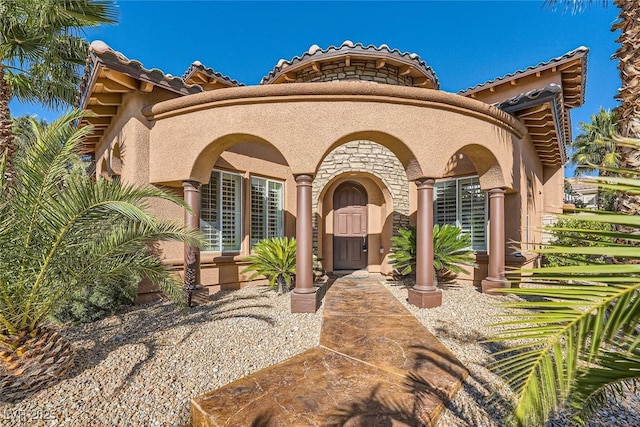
390 224 477 281
0 111 203 401
243 237 296 294
489 136 640 426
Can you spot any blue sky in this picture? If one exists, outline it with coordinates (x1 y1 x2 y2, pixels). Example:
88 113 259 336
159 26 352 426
11 1 621 177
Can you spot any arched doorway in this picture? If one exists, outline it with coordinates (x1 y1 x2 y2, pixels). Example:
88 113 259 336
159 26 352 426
333 181 368 270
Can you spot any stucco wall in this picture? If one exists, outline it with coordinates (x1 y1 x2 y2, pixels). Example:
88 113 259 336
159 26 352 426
144 83 523 194
99 82 555 291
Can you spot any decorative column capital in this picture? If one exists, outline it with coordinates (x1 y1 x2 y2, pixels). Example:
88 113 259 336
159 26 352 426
488 187 506 197
295 174 314 186
415 178 435 188
182 180 202 191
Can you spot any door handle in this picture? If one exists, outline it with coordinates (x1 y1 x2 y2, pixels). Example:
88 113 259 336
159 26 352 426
362 235 368 252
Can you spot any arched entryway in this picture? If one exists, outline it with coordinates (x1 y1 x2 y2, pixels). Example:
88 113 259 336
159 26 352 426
333 181 368 270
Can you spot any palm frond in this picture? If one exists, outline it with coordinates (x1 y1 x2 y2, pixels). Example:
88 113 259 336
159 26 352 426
489 137 640 426
1 111 205 338
242 237 296 292
390 224 476 277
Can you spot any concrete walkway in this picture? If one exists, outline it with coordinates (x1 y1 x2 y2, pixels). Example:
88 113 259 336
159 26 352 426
192 275 468 426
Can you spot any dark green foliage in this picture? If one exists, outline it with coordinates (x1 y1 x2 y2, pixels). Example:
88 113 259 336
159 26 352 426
598 187 616 211
0 111 204 339
544 218 613 267
569 108 619 176
243 237 297 294
389 227 416 276
564 180 587 208
53 278 137 324
390 224 477 280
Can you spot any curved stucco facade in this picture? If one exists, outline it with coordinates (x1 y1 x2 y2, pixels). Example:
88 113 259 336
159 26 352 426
143 82 524 190
92 80 551 293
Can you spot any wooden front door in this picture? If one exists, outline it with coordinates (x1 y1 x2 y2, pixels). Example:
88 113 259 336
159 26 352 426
333 182 368 270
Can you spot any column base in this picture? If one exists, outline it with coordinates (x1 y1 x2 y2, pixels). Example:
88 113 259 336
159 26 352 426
408 288 442 309
291 290 318 313
481 277 510 294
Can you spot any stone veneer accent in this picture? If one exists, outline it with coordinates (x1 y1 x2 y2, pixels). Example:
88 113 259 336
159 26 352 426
312 140 410 252
295 60 414 86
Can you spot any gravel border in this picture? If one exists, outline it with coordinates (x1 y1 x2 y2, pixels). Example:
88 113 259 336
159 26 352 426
2 278 638 426
383 278 640 427
0 286 323 427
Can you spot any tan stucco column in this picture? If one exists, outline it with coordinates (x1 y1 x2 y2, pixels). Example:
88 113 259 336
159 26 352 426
183 180 202 306
291 174 318 313
408 178 442 308
482 188 509 293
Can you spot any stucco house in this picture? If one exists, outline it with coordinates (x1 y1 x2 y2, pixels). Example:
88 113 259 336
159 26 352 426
77 40 587 312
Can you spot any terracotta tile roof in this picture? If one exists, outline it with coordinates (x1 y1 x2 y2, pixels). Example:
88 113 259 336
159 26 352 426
260 41 440 89
182 61 244 87
77 40 203 108
495 84 563 111
458 46 588 99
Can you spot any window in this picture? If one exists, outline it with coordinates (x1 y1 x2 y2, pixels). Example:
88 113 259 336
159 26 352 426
251 177 284 246
201 170 242 252
434 176 487 250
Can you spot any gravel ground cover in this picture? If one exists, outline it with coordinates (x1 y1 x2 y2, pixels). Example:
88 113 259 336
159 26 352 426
2 277 638 426
0 286 322 427
383 278 640 427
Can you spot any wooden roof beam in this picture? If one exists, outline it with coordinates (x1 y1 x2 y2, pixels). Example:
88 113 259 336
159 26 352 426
413 76 431 87
529 130 556 137
88 93 122 106
139 80 154 93
103 69 138 90
398 65 412 76
283 72 297 82
89 105 118 116
557 61 581 72
190 72 209 84
524 120 555 128
375 59 386 69
95 78 133 93
84 117 112 126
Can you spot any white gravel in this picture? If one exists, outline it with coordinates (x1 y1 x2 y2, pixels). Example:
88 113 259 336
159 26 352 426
0 286 322 427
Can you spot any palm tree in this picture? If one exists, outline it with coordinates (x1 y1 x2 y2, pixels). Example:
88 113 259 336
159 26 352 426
0 0 116 167
570 108 619 176
243 237 297 295
611 0 640 215
390 224 477 282
0 111 203 401
489 136 640 426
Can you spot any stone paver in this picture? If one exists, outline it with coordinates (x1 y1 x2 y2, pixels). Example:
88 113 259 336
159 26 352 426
192 276 468 426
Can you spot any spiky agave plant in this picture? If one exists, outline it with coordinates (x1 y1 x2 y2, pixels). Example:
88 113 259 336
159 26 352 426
0 111 203 401
489 136 640 426
243 237 296 294
390 224 477 281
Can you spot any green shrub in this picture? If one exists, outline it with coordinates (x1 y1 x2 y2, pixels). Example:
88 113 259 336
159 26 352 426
390 224 477 281
243 237 297 294
53 278 138 324
544 218 613 267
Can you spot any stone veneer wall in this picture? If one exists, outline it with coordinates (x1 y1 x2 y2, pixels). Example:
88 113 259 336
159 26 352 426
312 140 410 252
295 60 414 86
